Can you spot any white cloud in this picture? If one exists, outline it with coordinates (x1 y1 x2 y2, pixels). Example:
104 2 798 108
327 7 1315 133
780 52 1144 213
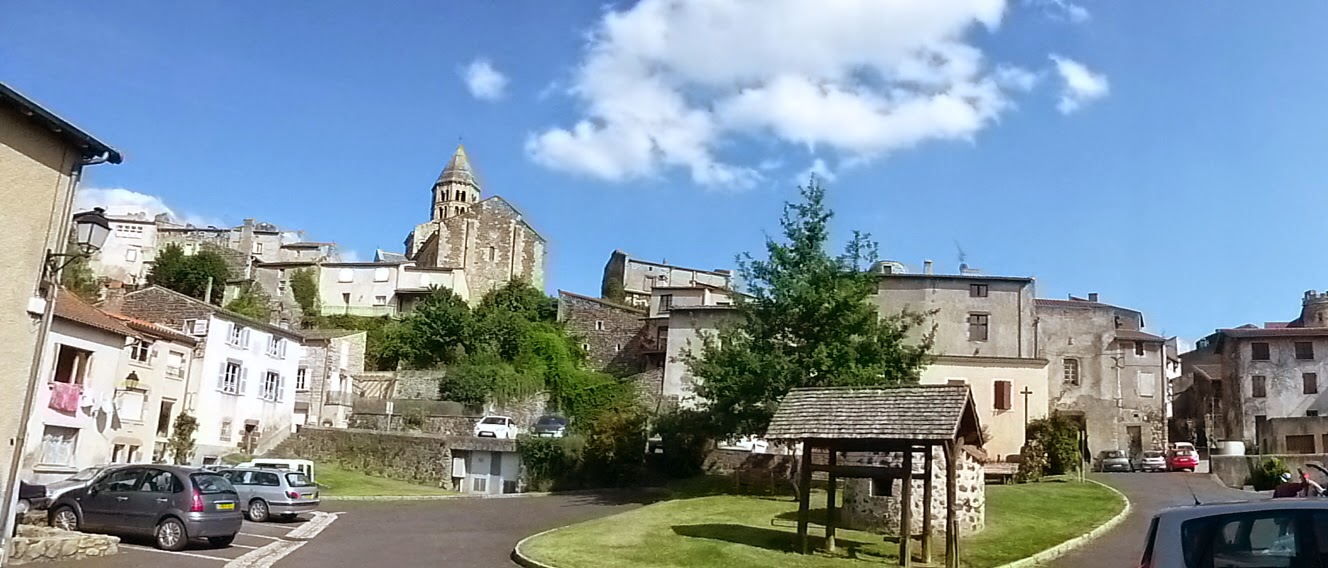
1049 55 1109 114
528 0 1045 188
794 158 836 184
74 187 223 227
460 59 509 101
1025 0 1089 23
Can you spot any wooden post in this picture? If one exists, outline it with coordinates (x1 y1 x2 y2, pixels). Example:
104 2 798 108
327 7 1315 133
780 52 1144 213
945 441 960 568
900 446 914 567
922 444 934 564
826 449 838 553
797 441 814 554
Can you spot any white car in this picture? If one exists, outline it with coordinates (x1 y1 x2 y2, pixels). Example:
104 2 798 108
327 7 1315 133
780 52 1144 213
474 415 518 439
1141 500 1328 568
1135 450 1168 472
717 436 769 453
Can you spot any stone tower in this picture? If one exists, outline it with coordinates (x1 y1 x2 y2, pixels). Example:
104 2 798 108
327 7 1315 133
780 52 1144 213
431 145 480 221
1302 290 1328 327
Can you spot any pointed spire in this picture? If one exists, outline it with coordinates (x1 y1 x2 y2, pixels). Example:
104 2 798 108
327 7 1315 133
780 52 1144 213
437 144 478 188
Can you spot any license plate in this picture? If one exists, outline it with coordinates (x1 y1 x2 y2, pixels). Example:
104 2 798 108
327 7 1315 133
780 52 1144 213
216 502 235 511
301 494 313 499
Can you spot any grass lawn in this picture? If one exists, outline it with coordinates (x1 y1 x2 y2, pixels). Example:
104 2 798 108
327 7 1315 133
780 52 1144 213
522 479 1123 568
316 465 455 497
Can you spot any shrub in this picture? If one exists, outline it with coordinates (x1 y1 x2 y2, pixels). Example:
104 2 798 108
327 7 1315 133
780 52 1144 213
517 435 586 491
653 408 713 478
1022 412 1084 478
1251 457 1290 491
400 407 426 431
581 407 648 486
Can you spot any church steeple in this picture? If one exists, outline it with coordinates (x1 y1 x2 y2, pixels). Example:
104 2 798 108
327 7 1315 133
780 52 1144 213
432 144 481 221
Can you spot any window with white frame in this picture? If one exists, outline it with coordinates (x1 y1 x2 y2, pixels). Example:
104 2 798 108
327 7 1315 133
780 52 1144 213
165 351 186 379
373 267 390 282
118 391 146 422
1137 371 1156 397
253 242 264 254
260 371 284 401
219 419 233 442
228 324 249 348
595 320 605 331
129 339 153 365
373 295 387 306
219 361 244 395
39 425 78 466
267 336 286 358
296 367 308 391
125 248 139 262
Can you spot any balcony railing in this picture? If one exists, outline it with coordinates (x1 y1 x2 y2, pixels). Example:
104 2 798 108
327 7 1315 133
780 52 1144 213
320 305 396 317
324 390 355 406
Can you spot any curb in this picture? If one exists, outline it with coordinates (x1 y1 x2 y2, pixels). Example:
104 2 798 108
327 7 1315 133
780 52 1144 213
511 525 565 568
993 478 1132 568
323 487 665 502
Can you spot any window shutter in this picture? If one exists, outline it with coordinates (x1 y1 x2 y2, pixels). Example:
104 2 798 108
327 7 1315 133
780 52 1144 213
278 375 286 402
217 367 227 392
239 367 249 395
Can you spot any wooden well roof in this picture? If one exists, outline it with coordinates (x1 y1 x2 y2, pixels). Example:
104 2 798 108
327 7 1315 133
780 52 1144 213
765 385 981 443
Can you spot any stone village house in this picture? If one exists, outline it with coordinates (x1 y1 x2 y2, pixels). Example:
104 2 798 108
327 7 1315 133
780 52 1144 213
0 81 121 561
1178 290 1328 453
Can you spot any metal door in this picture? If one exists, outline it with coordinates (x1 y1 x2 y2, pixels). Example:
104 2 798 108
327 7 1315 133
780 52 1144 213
82 468 145 530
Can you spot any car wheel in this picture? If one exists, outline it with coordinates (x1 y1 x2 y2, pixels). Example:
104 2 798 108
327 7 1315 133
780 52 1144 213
248 499 269 522
50 506 79 532
155 518 188 551
208 534 235 548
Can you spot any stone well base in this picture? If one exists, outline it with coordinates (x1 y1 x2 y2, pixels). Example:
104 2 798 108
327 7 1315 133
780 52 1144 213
8 525 119 565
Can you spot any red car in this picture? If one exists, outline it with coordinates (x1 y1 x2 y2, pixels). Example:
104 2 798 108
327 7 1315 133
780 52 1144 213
1166 449 1199 472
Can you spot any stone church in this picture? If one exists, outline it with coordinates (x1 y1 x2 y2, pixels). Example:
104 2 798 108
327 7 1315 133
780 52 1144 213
404 145 546 298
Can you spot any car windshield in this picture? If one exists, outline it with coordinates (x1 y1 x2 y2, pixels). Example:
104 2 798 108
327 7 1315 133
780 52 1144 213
1144 451 1164 458
1104 451 1125 458
537 417 566 426
481 417 507 425
69 467 102 481
1175 450 1195 457
285 473 316 487
191 473 236 495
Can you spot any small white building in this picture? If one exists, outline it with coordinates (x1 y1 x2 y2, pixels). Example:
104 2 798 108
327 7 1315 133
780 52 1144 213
113 286 304 465
449 438 521 495
645 285 738 406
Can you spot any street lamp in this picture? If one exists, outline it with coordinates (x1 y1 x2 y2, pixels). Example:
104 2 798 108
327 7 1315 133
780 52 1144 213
46 207 110 274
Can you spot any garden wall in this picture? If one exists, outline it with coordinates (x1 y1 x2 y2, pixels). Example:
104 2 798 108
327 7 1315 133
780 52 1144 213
269 427 453 487
1211 454 1328 488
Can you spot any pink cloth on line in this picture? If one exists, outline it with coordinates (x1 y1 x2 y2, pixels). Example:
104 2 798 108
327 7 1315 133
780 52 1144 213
48 382 81 413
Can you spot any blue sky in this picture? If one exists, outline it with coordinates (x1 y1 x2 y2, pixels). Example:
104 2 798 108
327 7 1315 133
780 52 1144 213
5 1 1328 346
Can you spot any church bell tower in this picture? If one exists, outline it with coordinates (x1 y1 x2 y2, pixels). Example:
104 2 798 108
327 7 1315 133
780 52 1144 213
432 145 481 221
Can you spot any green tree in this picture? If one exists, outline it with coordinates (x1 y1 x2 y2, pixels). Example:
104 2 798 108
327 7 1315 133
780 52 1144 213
392 287 473 369
225 282 271 321
684 178 935 438
168 412 199 465
59 236 101 301
476 279 557 323
148 243 230 304
289 267 321 317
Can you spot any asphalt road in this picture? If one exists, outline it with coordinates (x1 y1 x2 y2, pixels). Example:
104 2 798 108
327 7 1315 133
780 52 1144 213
34 493 641 567
1047 471 1257 568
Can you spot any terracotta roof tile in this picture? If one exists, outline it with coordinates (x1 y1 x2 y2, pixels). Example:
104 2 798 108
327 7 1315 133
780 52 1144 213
54 289 134 336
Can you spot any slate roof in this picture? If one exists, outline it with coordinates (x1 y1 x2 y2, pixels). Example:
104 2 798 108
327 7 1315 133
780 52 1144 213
765 385 978 442
53 289 134 336
1114 329 1166 343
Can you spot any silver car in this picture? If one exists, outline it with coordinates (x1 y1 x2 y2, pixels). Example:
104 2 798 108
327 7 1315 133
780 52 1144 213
218 468 320 522
1096 449 1133 472
1140 499 1328 568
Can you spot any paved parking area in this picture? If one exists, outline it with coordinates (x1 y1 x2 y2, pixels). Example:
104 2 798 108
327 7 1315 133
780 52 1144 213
39 511 340 568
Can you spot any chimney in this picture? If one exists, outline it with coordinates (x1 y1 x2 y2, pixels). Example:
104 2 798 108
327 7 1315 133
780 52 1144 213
1088 293 1099 302
924 260 934 275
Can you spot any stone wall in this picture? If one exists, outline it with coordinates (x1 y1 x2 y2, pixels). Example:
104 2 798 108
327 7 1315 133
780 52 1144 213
8 526 119 565
1210 453 1328 488
557 291 649 375
348 413 477 437
841 446 985 536
268 427 453 487
703 448 798 477
395 370 443 400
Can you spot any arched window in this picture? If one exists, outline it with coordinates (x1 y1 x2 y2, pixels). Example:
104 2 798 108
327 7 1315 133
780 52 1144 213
1063 358 1080 386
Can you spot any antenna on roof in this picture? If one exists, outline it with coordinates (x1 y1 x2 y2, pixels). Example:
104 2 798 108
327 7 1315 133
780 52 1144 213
955 240 967 266
1183 478 1203 506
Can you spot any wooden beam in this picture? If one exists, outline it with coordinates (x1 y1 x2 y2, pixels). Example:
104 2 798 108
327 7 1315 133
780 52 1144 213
826 449 838 553
922 444 934 564
809 464 906 479
900 446 913 567
797 443 814 555
945 441 959 568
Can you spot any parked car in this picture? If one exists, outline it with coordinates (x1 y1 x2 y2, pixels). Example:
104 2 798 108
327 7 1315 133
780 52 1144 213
532 415 569 438
718 436 770 453
45 466 111 503
1135 450 1168 472
237 459 316 482
1167 449 1200 472
1139 499 1328 568
47 465 242 551
218 468 320 522
475 415 518 439
1096 449 1132 472
16 481 47 514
